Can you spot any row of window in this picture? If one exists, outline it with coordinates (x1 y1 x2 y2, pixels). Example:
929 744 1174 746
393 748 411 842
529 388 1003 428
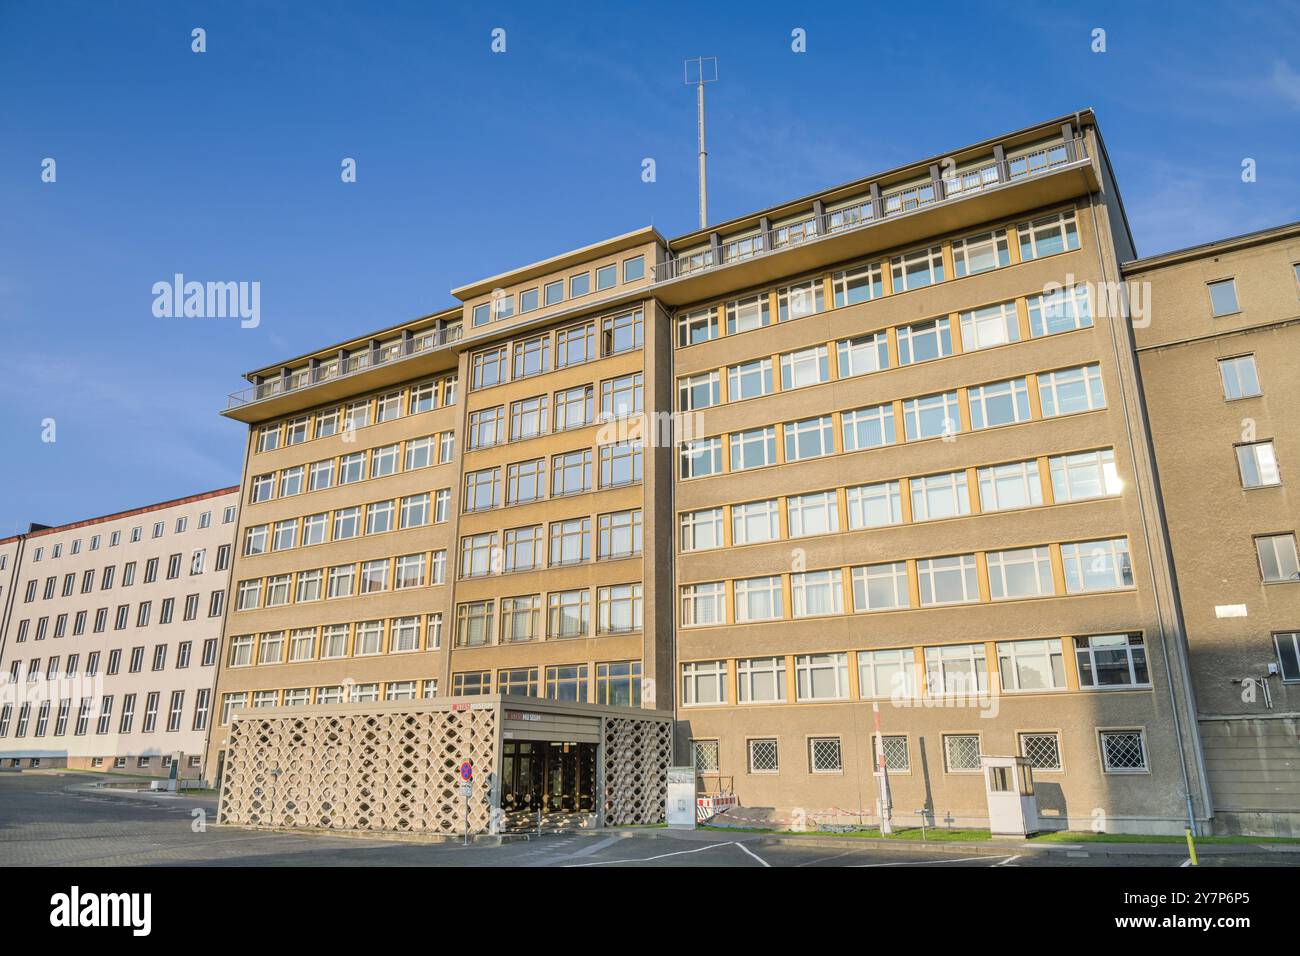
470 258 646 328
235 551 448 610
464 442 642 512
680 634 1151 709
227 613 443 667
219 679 441 725
13 591 225 642
454 583 643 647
25 506 237 564
22 546 231 603
675 209 1081 349
459 509 642 579
693 726 1149 777
243 491 451 557
249 432 455 505
678 284 1094 412
450 660 641 706
468 309 644 391
679 363 1107 479
467 373 645 452
254 374 458 455
680 448 1121 552
7 639 220 686
680 537 1133 626
0 688 213 738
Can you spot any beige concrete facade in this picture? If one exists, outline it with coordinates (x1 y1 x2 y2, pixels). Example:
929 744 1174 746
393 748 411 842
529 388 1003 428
209 111 1218 834
0 488 239 777
1127 222 1300 834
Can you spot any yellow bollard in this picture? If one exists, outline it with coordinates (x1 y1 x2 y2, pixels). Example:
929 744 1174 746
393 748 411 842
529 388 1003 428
1184 827 1198 867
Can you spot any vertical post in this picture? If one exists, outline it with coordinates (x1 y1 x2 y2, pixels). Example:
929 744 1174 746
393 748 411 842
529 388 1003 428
873 703 893 835
696 79 707 229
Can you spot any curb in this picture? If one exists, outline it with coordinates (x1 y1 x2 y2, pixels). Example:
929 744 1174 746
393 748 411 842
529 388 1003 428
212 823 533 846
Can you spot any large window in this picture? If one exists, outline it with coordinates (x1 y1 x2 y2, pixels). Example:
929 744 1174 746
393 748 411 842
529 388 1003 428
791 569 844 618
917 554 979 606
554 385 593 430
681 660 727 705
555 323 596 367
600 373 643 420
1028 285 1092 337
1061 538 1133 592
997 639 1066 691
506 458 546 505
858 648 916 699
968 377 1030 429
732 499 779 545
1218 355 1261 400
852 562 910 612
681 583 725 627
464 467 501 512
500 597 540 645
1018 210 1079 261
986 547 1055 599
903 391 960 440
910 471 970 522
1050 449 1121 502
795 653 849 701
846 481 902 529
736 657 787 703
925 643 988 696
1074 633 1149 687
959 301 1019 351
978 460 1044 512
897 317 953 365
1038 364 1105 417
456 601 495 647
1237 441 1281 488
503 525 543 572
731 426 777 471
1256 533 1300 583
734 576 783 623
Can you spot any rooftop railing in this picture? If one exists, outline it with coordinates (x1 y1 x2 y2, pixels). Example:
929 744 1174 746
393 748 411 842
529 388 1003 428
652 138 1085 283
226 324 463 409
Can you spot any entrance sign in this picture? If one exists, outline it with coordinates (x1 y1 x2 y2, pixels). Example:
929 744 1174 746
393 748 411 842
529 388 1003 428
666 766 696 828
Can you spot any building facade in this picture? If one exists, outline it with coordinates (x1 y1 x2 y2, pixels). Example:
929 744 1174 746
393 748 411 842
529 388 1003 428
209 110 1224 834
1127 223 1300 835
0 488 239 776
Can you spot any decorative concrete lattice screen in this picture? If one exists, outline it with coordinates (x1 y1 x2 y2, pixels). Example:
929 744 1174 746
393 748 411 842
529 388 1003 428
219 707 498 834
602 716 672 826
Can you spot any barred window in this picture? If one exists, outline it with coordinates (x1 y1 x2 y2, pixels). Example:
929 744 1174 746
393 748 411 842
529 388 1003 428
1019 732 1062 771
1100 730 1148 772
692 739 720 773
809 737 842 773
748 738 779 774
943 734 982 772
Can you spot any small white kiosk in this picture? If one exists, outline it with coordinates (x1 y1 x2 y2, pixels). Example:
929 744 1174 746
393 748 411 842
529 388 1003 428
981 755 1039 836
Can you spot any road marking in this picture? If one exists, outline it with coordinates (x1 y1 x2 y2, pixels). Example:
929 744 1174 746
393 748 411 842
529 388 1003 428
734 842 770 867
794 848 863 867
853 854 1014 868
994 855 1021 866
1180 858 1193 867
564 841 735 867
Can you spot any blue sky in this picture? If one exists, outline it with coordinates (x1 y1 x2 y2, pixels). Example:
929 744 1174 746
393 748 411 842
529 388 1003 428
1 1 1297 533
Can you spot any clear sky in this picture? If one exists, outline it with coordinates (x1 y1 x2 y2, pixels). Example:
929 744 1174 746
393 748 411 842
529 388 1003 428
1 1 1297 533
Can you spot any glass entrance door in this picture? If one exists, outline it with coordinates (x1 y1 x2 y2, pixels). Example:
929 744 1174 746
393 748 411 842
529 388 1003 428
500 740 596 813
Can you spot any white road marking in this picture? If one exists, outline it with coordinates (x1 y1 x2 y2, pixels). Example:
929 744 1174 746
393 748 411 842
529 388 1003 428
734 842 770 867
994 855 1021 866
1180 858 1193 867
853 854 1014 868
564 841 735 867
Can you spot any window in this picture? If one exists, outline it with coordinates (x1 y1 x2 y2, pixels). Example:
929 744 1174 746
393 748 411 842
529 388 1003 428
845 482 901 529
1238 441 1281 488
747 738 779 774
456 602 495 647
910 471 970 522
780 345 830 390
678 371 720 412
256 425 281 453
677 308 718 347
832 261 882 307
506 458 546 505
995 638 1066 691
727 358 774 401
897 317 953 365
330 507 361 541
952 229 1009 277
1050 449 1121 502
1028 284 1092 337
544 664 588 703
784 415 834 462
733 657 786 704
791 568 843 618
464 467 501 512
597 510 642 559
460 533 497 579
777 278 824 321
1208 278 1240 316
987 547 1055 600
623 255 645 282
600 373 643 420
1257 533 1300 583
359 559 389 594
1075 633 1149 687
552 385 593 432
679 437 722 479
404 435 435 471
795 653 849 701
299 512 327 545
338 452 364 484
917 555 980 606
503 525 543 572
979 460 1044 512
808 737 843 774
315 409 339 438
569 273 590 298
602 310 643 354
390 616 420 653
1018 210 1079 261
320 624 348 658
841 403 895 452
544 279 564 306
344 400 371 431
468 407 504 450
552 450 592 496
903 391 960 441
470 347 507 389
968 377 1031 429
395 554 426 589
837 331 889 378
731 426 777 471
353 620 384 656
501 596 541 644
788 490 839 538
1219 355 1261 400
858 648 916 699
513 335 550 379
681 660 727 706
731 499 779 545
1273 632 1300 682
597 584 642 634
959 301 1019 351
249 473 274 503
1039 364 1105 417
891 245 945 290
365 500 395 535
271 519 297 551
734 576 783 623
289 629 316 662
852 562 910 612
1100 730 1148 773
509 395 549 442
1061 538 1133 592
1018 732 1062 771
943 734 982 772
726 293 770 334
409 381 436 414
547 590 591 639
555 323 595 367
680 508 724 552
681 582 725 627
599 442 643 488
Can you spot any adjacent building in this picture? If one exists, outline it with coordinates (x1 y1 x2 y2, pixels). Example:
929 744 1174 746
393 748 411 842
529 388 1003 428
210 109 1227 835
0 488 239 776
1127 222 1300 835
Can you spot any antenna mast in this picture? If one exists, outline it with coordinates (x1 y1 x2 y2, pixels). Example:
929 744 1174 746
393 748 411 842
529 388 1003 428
684 57 718 230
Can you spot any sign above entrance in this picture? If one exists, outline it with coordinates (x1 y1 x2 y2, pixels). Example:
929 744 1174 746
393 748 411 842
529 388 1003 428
505 710 542 721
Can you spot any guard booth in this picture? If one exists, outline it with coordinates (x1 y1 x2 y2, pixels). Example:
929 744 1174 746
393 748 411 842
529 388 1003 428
216 695 673 838
981 755 1039 836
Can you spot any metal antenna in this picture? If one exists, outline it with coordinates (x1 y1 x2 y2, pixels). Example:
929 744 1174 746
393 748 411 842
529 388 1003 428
684 57 718 229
